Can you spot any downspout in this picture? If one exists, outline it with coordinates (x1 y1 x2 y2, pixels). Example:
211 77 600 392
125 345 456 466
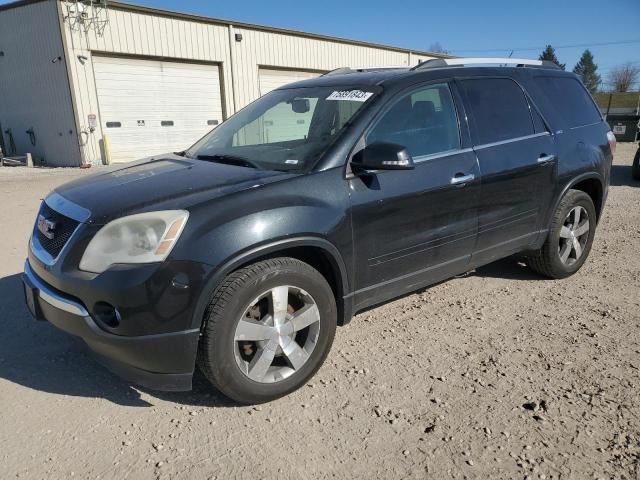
227 24 238 114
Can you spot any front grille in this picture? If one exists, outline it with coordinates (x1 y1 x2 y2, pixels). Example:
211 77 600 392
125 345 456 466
35 202 80 258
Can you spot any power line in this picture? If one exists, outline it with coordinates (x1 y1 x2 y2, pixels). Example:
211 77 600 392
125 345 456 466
451 38 640 53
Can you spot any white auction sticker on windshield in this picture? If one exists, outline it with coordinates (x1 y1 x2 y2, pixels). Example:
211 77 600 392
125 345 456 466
326 90 373 102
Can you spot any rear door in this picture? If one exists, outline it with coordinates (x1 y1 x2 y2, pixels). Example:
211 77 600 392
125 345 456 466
349 81 480 308
457 77 556 265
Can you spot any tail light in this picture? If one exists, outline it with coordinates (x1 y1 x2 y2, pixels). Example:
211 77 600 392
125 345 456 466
607 131 617 156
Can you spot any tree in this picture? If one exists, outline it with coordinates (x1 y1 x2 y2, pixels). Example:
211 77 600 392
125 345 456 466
539 45 565 70
573 49 601 93
429 42 449 54
606 62 640 93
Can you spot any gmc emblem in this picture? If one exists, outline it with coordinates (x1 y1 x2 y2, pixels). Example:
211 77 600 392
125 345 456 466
37 214 56 240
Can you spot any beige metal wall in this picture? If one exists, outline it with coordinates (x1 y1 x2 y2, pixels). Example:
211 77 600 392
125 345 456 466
62 4 438 164
0 1 441 166
229 26 418 110
0 0 80 166
60 6 233 165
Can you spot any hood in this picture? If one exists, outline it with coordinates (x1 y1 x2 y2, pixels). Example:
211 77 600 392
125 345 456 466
53 154 293 224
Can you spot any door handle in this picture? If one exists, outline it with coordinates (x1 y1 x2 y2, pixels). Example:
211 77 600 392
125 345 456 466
537 154 556 164
450 173 475 185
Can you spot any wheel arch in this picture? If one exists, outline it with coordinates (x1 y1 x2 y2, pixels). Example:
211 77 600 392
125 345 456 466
554 173 605 224
191 237 352 331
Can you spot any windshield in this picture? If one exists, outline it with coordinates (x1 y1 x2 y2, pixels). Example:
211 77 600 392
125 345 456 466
186 86 377 172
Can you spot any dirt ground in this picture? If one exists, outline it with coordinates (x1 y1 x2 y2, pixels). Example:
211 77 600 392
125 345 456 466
0 143 638 480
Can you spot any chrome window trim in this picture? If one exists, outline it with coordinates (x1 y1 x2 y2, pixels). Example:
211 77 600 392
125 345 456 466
24 260 90 317
345 147 473 179
413 147 474 164
568 120 603 131
473 132 550 151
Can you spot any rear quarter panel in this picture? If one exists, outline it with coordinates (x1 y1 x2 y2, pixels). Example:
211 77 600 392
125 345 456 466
518 71 612 232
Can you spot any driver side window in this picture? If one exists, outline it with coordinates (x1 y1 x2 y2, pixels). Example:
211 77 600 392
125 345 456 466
367 83 460 158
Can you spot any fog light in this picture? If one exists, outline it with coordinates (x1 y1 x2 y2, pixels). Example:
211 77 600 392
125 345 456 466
93 302 121 328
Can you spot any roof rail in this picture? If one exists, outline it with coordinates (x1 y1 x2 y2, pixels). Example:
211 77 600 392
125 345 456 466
412 57 561 71
322 66 409 76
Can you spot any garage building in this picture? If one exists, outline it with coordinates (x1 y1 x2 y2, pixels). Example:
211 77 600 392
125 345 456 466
0 0 446 166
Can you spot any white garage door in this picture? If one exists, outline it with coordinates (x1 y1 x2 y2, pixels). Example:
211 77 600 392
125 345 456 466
258 68 321 96
93 56 224 163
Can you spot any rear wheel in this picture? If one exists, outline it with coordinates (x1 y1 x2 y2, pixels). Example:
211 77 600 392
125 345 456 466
632 147 640 180
527 189 596 279
198 257 337 404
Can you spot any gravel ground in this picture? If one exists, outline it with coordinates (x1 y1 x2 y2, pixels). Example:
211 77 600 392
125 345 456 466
1 143 638 480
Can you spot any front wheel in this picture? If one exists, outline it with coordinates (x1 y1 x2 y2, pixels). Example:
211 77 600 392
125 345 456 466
526 189 597 279
198 257 337 404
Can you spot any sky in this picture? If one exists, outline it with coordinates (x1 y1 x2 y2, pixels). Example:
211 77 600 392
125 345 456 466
3 0 639 86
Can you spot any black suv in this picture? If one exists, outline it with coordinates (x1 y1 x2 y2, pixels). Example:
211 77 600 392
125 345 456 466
23 58 614 404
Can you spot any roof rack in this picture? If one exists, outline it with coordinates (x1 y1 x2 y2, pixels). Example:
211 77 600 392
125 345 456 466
323 66 408 76
411 57 561 71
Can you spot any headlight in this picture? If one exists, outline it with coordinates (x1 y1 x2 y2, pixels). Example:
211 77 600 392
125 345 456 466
79 210 189 273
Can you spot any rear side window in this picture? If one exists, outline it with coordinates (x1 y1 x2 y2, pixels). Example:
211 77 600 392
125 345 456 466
459 78 534 145
533 76 601 128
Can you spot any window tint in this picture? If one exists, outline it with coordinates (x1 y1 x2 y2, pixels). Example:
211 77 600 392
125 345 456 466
534 76 601 128
459 78 534 145
367 83 460 158
189 86 375 172
233 97 319 146
531 106 547 133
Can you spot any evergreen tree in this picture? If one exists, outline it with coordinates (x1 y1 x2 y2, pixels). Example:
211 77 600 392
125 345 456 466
573 49 601 93
539 45 566 70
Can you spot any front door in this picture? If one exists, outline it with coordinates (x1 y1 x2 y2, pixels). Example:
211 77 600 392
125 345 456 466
348 82 480 309
456 77 557 265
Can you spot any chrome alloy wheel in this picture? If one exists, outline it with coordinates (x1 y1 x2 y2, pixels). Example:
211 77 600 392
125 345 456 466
233 286 321 383
558 205 590 266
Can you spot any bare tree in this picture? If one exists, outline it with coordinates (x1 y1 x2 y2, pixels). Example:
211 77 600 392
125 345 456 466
607 63 640 92
429 42 449 54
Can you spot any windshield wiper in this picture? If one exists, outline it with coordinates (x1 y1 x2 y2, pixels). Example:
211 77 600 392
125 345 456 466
196 154 261 170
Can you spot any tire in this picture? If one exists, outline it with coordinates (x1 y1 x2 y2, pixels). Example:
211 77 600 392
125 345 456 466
527 189 597 279
632 147 640 181
198 257 337 404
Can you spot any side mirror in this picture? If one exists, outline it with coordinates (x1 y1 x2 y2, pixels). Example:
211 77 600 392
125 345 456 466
289 98 310 114
351 142 414 171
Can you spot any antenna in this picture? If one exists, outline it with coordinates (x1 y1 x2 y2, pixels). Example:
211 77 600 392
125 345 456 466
63 0 110 36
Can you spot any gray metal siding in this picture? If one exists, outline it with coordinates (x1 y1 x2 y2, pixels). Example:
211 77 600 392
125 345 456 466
0 0 80 166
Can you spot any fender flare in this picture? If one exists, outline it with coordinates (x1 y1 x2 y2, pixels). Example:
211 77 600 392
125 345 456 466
549 172 605 228
190 236 350 330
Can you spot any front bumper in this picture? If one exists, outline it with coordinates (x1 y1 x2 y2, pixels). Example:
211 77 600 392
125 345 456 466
23 260 199 391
